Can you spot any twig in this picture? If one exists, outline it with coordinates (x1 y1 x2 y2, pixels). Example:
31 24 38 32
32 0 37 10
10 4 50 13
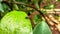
3 1 59 27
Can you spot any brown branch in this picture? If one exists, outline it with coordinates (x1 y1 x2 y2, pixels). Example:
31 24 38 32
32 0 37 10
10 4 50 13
3 1 59 27
8 1 46 26
46 14 60 24
11 2 60 15
10 1 60 24
41 9 60 15
44 15 55 26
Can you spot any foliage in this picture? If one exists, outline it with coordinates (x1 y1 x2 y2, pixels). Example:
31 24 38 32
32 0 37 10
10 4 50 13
0 11 32 34
33 21 52 34
0 0 60 34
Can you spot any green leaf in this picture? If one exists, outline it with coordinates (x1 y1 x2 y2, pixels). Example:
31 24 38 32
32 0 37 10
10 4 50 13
41 9 47 15
0 2 4 12
33 21 52 34
34 0 39 9
33 14 42 24
0 11 32 34
2 3 10 11
43 4 56 9
11 0 19 10
13 4 19 10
